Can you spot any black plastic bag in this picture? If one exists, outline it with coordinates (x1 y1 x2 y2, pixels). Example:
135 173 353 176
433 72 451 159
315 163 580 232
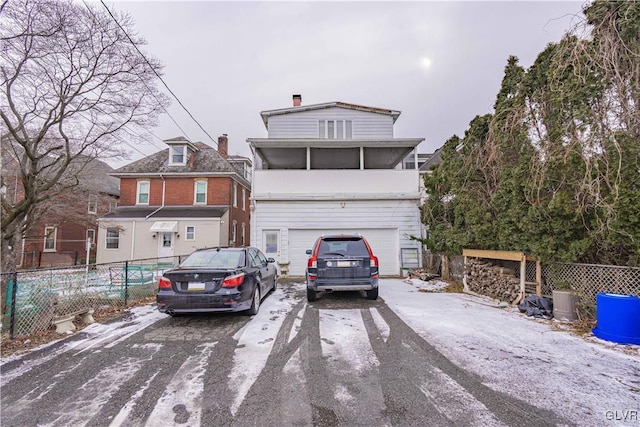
518 295 553 319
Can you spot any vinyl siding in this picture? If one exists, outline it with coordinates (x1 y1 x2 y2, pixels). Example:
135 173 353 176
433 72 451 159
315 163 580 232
253 170 420 198
96 217 224 264
252 199 422 276
267 107 394 139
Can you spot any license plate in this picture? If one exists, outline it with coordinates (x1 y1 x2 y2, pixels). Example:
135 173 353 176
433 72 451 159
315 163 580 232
337 261 351 268
188 281 206 291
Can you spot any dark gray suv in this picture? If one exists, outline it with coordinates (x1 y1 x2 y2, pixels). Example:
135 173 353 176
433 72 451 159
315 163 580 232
305 234 379 301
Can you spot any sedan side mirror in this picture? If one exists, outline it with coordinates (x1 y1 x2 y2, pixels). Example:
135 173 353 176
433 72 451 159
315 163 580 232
305 249 312 255
267 257 275 263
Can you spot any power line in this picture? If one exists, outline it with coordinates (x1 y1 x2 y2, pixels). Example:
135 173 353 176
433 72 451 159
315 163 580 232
99 0 222 150
81 0 194 144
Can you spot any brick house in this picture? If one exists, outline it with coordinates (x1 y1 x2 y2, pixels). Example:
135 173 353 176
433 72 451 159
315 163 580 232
1 147 120 268
96 135 251 263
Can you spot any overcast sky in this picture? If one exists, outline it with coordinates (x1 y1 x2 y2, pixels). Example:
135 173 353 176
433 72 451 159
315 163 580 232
110 1 585 164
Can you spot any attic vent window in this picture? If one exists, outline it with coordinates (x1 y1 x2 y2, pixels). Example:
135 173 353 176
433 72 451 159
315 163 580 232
319 120 352 139
170 145 187 165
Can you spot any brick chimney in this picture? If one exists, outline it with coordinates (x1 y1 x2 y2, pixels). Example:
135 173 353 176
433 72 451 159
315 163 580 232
293 94 302 107
218 134 228 159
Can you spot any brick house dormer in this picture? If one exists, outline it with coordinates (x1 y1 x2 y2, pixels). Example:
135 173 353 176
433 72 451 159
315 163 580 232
96 135 251 263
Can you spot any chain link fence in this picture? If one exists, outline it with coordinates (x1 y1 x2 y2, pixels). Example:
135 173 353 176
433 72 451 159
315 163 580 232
2 256 184 338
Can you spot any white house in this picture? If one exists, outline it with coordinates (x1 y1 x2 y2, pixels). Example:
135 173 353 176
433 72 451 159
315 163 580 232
247 95 425 276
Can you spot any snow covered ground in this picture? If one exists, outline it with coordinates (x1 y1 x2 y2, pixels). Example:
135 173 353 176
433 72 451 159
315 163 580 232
2 278 638 425
385 278 640 424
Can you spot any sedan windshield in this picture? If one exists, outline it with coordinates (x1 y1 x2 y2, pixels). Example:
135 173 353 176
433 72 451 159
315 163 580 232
180 250 245 269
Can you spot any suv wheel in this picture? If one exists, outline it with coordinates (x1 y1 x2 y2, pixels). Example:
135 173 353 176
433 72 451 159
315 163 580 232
307 288 317 302
366 288 378 300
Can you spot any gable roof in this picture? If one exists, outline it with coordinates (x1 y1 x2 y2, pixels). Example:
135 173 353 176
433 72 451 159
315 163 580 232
111 140 247 182
419 148 443 172
260 101 402 128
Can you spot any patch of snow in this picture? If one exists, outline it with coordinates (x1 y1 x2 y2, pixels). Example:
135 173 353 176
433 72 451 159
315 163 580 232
0 305 166 384
381 279 640 425
369 307 390 342
41 354 157 427
109 370 159 427
319 309 379 372
403 277 450 292
228 287 300 416
145 342 216 426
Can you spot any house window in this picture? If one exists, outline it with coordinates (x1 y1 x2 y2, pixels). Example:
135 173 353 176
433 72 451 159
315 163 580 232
194 180 207 204
137 181 150 205
87 229 96 244
242 188 246 211
170 145 187 165
44 227 57 251
319 120 352 139
233 182 238 207
232 221 237 244
109 200 117 212
241 223 246 246
88 195 97 214
185 226 195 241
106 227 119 249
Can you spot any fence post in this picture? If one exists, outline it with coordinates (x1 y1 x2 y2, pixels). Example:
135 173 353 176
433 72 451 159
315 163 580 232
9 271 18 339
124 261 129 306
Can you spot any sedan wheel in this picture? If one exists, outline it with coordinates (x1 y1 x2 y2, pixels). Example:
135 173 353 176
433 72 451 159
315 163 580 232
247 286 260 315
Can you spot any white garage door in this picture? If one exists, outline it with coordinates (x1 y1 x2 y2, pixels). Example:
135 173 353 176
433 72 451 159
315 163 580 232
288 229 399 276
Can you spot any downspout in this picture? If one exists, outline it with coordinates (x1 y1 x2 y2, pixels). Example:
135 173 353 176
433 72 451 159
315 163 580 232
145 175 166 219
142 175 165 258
249 144 257 248
130 221 136 259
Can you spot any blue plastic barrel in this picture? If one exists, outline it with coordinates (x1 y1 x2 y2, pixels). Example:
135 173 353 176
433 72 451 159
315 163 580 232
592 293 640 345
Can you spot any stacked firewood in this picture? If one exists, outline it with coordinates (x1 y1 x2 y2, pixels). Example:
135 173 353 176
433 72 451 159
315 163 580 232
465 258 521 303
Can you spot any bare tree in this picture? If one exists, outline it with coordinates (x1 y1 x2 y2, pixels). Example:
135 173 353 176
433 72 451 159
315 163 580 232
1 0 169 309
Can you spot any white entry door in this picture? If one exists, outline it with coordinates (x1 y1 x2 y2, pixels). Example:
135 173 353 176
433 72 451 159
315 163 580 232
158 232 174 259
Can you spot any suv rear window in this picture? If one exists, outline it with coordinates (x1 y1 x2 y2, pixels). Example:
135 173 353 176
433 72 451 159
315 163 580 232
318 237 369 257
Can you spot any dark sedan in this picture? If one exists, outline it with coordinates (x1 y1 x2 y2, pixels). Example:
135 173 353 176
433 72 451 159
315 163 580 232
156 247 278 316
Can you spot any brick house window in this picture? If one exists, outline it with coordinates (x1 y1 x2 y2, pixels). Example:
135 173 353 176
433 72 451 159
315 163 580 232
87 229 96 244
233 182 238 207
170 145 187 165
185 226 195 241
88 195 98 214
241 223 246 246
194 180 207 204
232 221 237 244
106 227 119 249
319 120 352 139
44 227 57 251
137 181 150 205
242 188 246 211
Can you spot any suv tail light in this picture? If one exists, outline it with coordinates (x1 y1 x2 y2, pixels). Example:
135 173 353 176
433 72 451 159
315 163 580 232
307 256 317 280
370 254 379 278
222 273 245 288
158 277 172 289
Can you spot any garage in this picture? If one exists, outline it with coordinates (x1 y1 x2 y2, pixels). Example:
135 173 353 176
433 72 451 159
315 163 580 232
288 228 399 276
